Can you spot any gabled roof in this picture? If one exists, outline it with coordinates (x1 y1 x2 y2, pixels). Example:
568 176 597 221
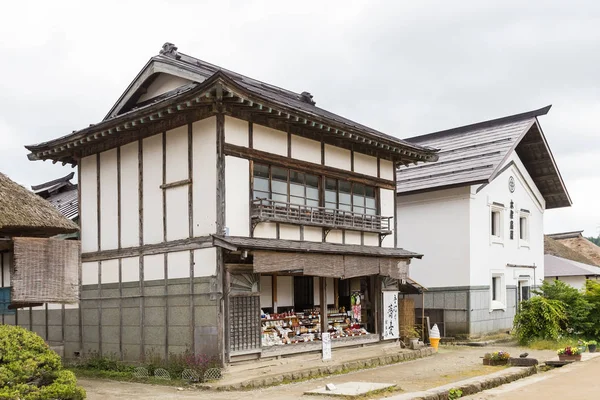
547 233 600 267
26 43 438 166
544 254 600 278
544 236 597 266
396 106 571 209
0 173 79 236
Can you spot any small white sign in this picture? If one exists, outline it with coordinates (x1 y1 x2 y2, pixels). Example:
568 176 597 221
322 332 332 360
382 291 399 340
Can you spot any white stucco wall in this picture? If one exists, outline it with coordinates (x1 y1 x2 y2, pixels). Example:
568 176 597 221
137 74 191 103
253 124 287 156
470 153 545 293
225 156 250 236
396 186 472 288
142 133 163 244
120 142 139 248
80 155 98 253
99 149 118 250
192 117 217 236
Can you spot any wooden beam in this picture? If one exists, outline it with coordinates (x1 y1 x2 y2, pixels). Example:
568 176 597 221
224 143 395 190
160 178 192 190
81 236 213 262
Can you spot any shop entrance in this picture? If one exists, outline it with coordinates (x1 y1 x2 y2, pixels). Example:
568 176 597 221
293 276 314 311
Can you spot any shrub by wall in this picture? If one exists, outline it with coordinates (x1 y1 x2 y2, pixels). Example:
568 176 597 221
0 325 85 399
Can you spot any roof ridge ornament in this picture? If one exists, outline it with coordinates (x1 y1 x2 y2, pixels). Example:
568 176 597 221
300 91 316 105
159 42 181 60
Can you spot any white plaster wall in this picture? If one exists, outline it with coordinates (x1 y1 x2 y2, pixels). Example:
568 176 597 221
121 257 140 283
100 149 118 250
143 133 163 244
324 145 351 171
277 276 293 307
166 186 189 241
345 231 361 245
470 154 545 288
192 117 217 236
2 252 11 286
194 247 216 277
380 188 396 248
379 159 394 180
225 156 250 236
138 74 192 103
82 262 99 285
165 125 188 183
224 116 248 147
167 251 190 279
253 124 287 156
143 254 164 281
260 275 273 308
80 155 98 253
279 224 300 240
396 186 471 288
120 142 139 248
313 277 335 305
101 259 119 284
254 222 277 239
547 276 586 290
353 152 378 177
304 227 323 242
364 233 379 246
291 135 321 164
326 230 343 244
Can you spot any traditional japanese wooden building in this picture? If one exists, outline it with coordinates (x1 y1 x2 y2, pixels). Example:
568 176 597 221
26 43 438 363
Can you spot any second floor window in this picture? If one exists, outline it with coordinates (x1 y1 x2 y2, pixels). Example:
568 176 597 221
253 164 378 216
253 164 319 207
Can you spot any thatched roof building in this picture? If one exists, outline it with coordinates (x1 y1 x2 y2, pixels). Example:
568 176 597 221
544 235 598 266
0 172 79 237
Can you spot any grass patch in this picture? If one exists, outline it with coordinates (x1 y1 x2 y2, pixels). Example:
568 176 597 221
526 338 579 351
69 367 191 387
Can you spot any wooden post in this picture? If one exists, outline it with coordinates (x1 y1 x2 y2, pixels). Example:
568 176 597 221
272 274 278 313
334 279 339 310
421 293 425 342
320 277 327 335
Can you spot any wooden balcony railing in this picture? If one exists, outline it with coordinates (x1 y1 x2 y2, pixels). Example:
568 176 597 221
251 198 392 234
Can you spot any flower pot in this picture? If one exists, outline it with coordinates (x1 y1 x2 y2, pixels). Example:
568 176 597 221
483 359 508 366
558 354 582 362
589 344 597 353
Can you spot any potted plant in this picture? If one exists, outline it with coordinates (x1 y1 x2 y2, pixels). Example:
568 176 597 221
483 351 510 366
557 346 582 361
577 339 587 354
588 340 597 353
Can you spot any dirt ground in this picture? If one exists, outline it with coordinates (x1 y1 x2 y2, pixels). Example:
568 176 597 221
80 344 558 399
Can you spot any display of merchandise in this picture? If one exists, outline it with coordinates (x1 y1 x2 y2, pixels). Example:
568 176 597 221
261 306 369 347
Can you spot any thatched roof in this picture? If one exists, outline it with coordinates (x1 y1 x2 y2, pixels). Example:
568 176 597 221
551 235 600 267
0 173 79 236
544 236 598 266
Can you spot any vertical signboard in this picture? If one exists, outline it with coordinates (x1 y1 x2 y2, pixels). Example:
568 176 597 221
383 291 399 340
322 332 332 360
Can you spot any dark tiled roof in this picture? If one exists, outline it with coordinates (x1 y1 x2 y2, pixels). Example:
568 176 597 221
213 235 422 259
31 172 75 192
396 106 571 209
44 188 78 220
544 254 600 277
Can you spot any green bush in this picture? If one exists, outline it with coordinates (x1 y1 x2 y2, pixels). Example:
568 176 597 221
584 280 600 337
513 296 566 344
0 325 85 399
536 280 592 335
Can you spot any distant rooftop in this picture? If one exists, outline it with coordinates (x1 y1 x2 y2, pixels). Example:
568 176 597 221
546 231 584 240
31 173 78 221
544 254 600 278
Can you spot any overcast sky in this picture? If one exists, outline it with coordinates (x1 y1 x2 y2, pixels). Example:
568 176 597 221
1 0 598 237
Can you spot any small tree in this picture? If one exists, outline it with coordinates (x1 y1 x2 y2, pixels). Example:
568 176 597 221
513 296 566 344
535 280 592 335
584 280 600 337
0 325 85 399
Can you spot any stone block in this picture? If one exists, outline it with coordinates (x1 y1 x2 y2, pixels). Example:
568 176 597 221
81 289 99 299
194 282 211 295
167 283 190 296
101 308 120 326
64 341 81 359
444 293 457 309
101 289 120 298
102 343 120 357
31 310 45 326
121 297 141 308
194 306 218 327
145 296 167 307
144 326 166 345
167 295 191 307
168 326 192 347
145 345 166 358
47 310 63 326
101 299 121 308
82 326 99 344
48 326 63 342
122 344 142 362
168 307 191 326
3 315 16 325
101 326 120 344
83 309 100 326
433 292 445 309
144 307 166 326
81 300 98 309
16 310 29 325
121 308 141 325
64 325 80 342
122 326 142 345
455 292 468 309
168 345 188 356
144 286 165 297
121 287 141 297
